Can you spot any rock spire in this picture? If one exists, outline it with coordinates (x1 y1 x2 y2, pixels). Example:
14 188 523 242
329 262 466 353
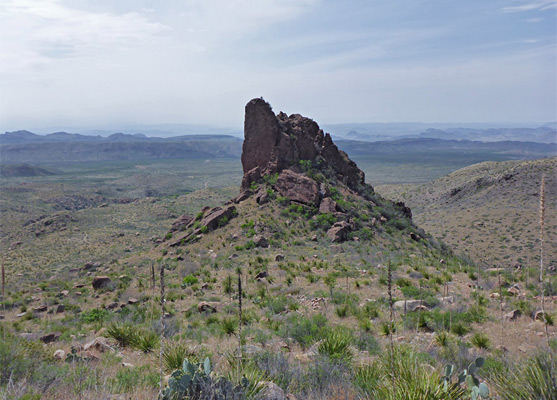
240 98 365 191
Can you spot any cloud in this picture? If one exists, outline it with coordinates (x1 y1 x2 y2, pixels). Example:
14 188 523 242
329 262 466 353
0 0 169 72
500 1 557 13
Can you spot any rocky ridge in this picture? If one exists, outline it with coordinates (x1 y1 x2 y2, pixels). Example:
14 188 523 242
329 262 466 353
167 98 415 244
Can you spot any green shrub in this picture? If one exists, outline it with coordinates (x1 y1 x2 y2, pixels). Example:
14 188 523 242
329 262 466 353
134 329 159 353
335 304 349 318
490 350 557 399
318 330 353 364
355 345 465 399
451 322 469 337
280 314 330 350
163 341 198 372
221 317 238 336
106 322 138 347
80 308 110 324
181 274 199 288
470 332 490 350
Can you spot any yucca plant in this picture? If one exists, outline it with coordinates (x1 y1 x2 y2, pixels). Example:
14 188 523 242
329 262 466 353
490 350 557 399
356 345 466 400
225 355 267 399
163 341 198 372
106 322 139 347
435 331 453 348
317 330 353 364
133 328 159 353
470 332 490 350
221 316 238 336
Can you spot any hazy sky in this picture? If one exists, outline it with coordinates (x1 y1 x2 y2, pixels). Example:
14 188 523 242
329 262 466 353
1 0 556 132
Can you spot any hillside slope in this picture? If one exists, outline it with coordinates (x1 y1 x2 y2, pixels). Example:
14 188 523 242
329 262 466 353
377 157 557 268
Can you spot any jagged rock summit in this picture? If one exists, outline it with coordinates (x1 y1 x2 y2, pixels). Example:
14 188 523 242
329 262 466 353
240 98 365 193
166 98 416 245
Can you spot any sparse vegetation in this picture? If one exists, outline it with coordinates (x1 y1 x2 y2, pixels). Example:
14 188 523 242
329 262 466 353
0 151 555 399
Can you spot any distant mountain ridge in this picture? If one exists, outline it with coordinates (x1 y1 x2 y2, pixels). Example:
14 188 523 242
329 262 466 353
325 123 556 143
0 130 240 144
0 131 243 163
1 129 555 164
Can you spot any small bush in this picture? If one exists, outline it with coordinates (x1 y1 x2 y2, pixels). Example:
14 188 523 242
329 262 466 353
221 317 238 336
163 341 198 372
318 330 353 364
181 274 199 288
134 329 159 353
106 322 139 347
80 308 109 324
470 332 490 350
280 314 330 350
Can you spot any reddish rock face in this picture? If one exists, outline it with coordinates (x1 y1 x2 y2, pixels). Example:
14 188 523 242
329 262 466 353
170 214 194 232
319 197 337 214
274 170 320 206
326 221 352 242
241 98 365 191
199 205 236 232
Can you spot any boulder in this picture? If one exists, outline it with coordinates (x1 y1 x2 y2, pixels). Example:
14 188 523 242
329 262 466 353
255 190 270 205
92 276 112 290
326 221 352 242
55 304 65 313
105 302 119 310
257 381 288 400
34 304 48 313
274 170 320 206
40 332 61 343
233 190 253 203
253 235 269 248
199 205 237 232
438 296 454 305
503 309 521 321
53 349 66 360
255 271 268 280
198 301 218 313
319 197 337 214
508 286 520 296
170 214 194 232
83 337 115 353
394 300 426 311
83 262 101 270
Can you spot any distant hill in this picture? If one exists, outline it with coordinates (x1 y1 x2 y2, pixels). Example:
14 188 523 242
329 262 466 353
417 126 556 143
377 157 557 268
2 130 555 164
0 163 55 177
337 137 556 162
324 123 556 143
0 131 243 163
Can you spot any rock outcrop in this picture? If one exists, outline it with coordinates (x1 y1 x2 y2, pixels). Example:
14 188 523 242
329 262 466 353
241 98 365 192
274 170 320 206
